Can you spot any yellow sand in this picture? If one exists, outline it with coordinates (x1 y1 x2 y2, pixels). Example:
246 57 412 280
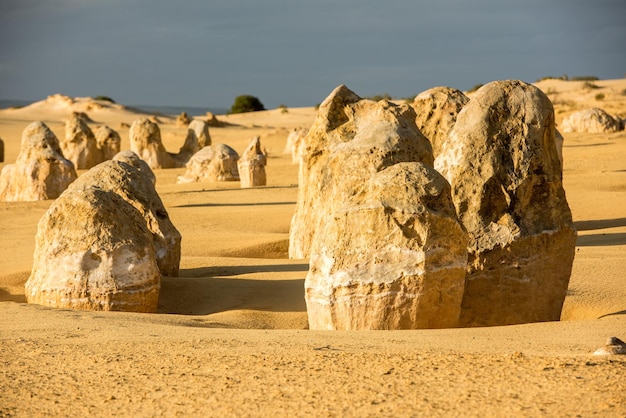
1 80 625 417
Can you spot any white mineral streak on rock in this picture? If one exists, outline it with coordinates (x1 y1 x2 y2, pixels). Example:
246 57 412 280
435 80 577 327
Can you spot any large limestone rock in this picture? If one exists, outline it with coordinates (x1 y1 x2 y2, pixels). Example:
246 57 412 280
238 136 267 188
289 85 434 260
306 163 468 330
113 150 156 185
177 144 240 183
129 118 179 169
0 121 77 202
177 119 212 163
61 112 101 169
188 119 212 148
435 80 577 327
560 107 623 133
71 160 181 277
283 127 308 163
93 125 122 160
411 86 469 157
24 160 182 312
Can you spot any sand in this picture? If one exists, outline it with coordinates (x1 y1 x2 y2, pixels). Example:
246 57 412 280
1 80 625 417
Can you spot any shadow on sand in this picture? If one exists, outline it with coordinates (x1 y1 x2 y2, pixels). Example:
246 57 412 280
158 263 309 315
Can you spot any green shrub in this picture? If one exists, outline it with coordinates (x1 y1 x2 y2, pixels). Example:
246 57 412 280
229 95 265 114
571 75 599 81
94 96 115 103
582 81 600 90
278 104 288 114
595 93 605 101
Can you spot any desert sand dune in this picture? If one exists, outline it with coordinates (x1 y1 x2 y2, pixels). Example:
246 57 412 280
1 80 625 417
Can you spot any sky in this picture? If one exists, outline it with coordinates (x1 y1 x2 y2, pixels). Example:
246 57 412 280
1 0 625 109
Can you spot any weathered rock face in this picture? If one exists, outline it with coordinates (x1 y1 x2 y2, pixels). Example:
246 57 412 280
560 108 623 133
238 136 267 188
0 121 77 202
25 186 162 312
289 85 434 260
61 112 101 169
176 111 191 127
434 80 576 327
189 119 212 148
113 150 156 185
411 87 469 158
70 160 181 277
129 118 179 169
177 144 240 183
24 159 182 312
93 125 122 160
306 163 468 330
177 119 212 162
283 127 308 163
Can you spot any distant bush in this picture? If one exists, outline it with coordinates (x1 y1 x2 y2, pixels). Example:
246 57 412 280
621 88 626 96
229 95 265 114
582 81 600 90
278 104 288 114
571 76 599 81
94 96 115 103
536 74 569 82
595 93 605 101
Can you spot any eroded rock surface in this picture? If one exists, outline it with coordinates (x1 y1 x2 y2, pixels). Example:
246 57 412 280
61 112 101 169
93 125 122 161
238 136 267 188
411 86 469 158
0 121 77 201
177 144 240 183
306 163 468 330
289 85 434 260
25 160 181 312
560 108 623 133
435 80 576 327
291 85 466 330
129 118 179 169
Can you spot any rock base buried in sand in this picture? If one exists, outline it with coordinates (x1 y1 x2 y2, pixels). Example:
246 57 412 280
24 160 179 312
238 136 267 188
305 163 468 330
0 121 77 202
435 80 576 327
593 337 626 356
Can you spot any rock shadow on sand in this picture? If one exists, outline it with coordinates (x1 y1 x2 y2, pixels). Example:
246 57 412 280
158 264 308 315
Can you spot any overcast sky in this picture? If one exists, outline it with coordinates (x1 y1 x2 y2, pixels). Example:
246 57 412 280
1 0 624 109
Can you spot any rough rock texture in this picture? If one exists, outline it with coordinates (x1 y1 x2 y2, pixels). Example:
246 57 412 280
283 127 308 163
176 112 191 127
61 112 102 169
129 118 179 169
0 121 77 202
0 137 4 162
113 150 156 185
289 85 434 260
24 159 182 312
411 87 469 158
177 144 240 183
177 119 212 162
93 125 122 160
554 129 564 166
238 136 267 188
305 163 468 330
560 108 623 133
70 160 181 277
434 80 577 327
